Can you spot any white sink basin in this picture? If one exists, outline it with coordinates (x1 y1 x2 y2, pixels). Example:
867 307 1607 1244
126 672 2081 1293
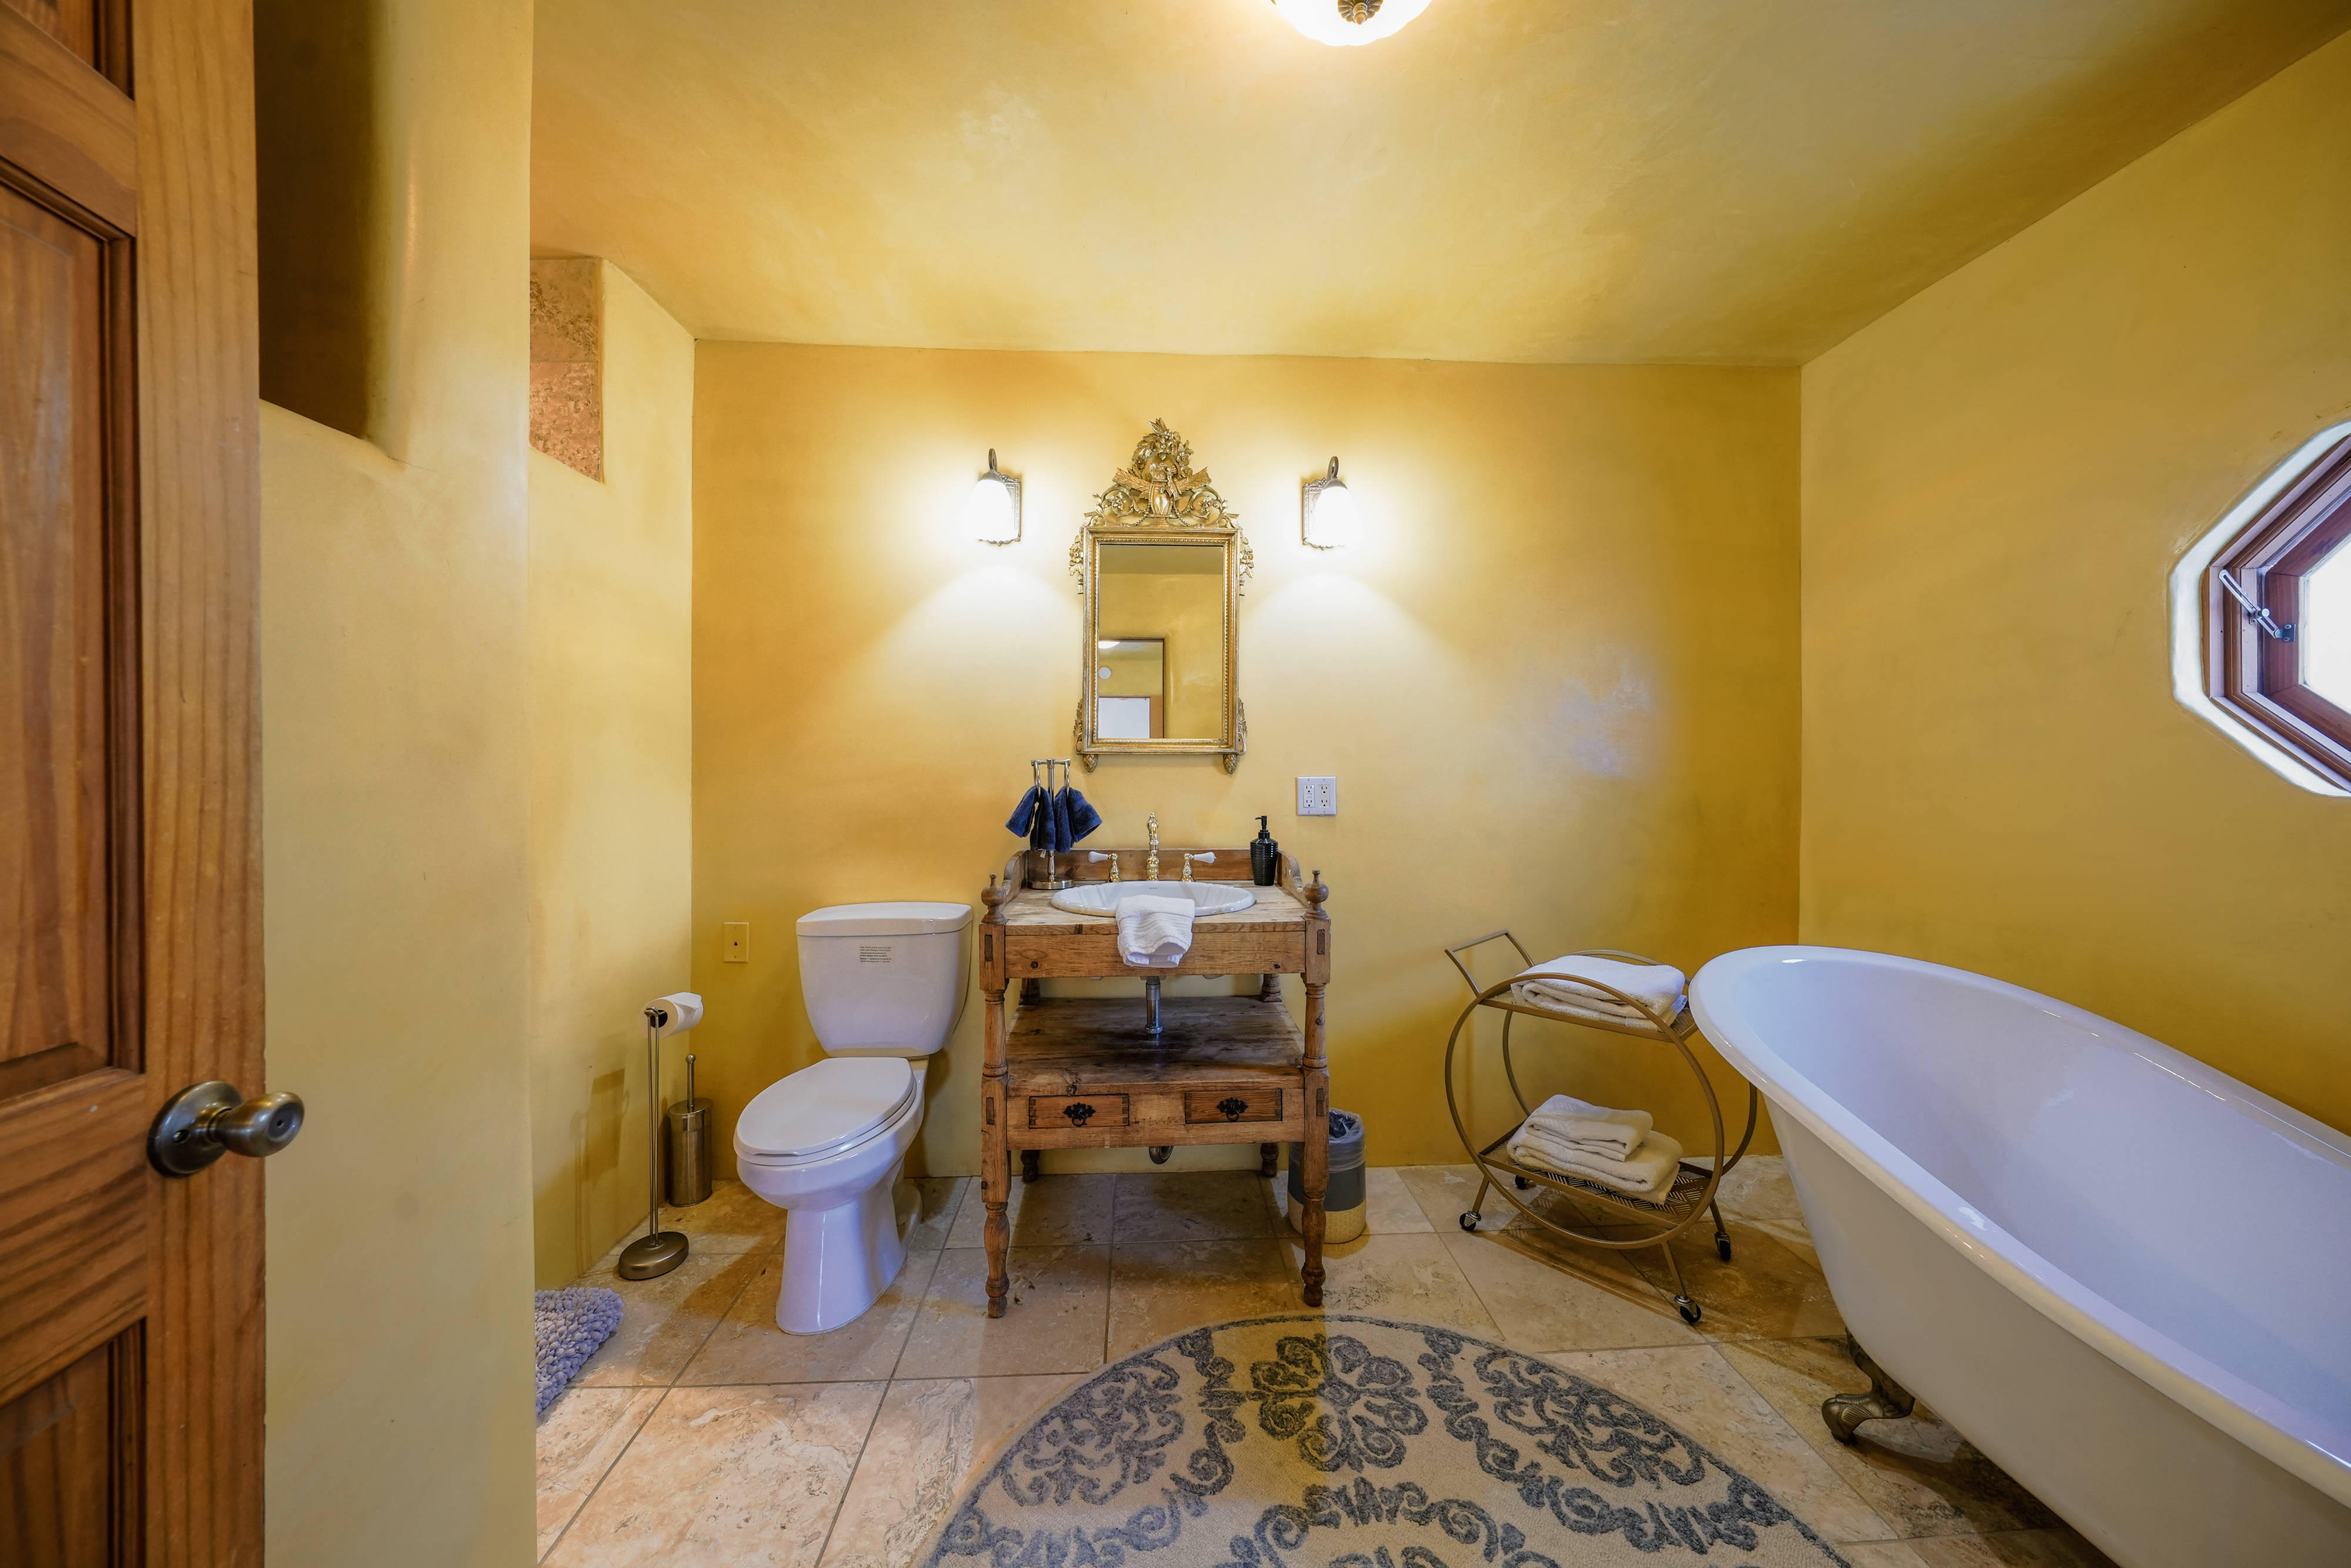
1049 881 1257 917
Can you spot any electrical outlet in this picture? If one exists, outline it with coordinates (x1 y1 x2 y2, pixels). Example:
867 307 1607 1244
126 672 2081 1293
722 922 751 963
1297 776 1337 816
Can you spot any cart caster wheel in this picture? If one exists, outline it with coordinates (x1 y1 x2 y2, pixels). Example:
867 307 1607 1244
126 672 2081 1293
1675 1296 1702 1325
1716 1234 1733 1263
1459 1212 1481 1232
1513 1175 1533 1190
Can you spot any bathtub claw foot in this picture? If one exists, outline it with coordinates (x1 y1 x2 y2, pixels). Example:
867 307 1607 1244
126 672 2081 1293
1823 1341 1915 1444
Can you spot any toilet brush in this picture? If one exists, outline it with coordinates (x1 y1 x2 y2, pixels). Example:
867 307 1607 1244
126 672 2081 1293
620 995 701 1279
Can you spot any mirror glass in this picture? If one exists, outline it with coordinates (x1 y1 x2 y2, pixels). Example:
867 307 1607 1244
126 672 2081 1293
1094 542 1225 741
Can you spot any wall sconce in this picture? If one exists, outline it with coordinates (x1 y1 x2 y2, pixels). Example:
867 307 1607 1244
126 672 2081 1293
966 450 1022 544
1302 457 1355 550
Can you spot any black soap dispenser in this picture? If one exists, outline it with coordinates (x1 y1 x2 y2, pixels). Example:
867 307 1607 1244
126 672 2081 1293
1250 815 1280 886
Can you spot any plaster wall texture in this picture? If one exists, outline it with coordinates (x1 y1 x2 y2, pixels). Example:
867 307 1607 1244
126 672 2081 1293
1800 30 2351 1134
532 0 2351 364
257 0 538 1562
527 262 697 1288
691 346 1800 1178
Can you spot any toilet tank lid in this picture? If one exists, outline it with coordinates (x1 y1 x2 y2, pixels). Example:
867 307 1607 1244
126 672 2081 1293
797 902 973 937
736 1057 915 1158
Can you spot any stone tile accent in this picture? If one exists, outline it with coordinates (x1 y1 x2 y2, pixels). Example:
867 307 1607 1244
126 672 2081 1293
529 257 601 480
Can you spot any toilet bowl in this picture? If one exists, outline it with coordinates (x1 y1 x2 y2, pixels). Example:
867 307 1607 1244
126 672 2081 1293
735 901 970 1334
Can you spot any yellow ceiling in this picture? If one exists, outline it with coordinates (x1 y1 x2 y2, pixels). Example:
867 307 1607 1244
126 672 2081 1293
530 0 2350 364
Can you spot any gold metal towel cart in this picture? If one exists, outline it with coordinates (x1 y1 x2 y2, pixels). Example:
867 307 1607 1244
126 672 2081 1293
1442 931 1757 1325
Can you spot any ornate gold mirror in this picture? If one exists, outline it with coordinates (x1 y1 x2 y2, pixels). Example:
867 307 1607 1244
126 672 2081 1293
1071 421 1251 772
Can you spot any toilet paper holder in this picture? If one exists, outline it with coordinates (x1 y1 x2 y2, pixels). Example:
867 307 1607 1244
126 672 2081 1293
620 992 704 1280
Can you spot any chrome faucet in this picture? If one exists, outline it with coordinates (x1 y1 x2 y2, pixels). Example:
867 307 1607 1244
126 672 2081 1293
1145 812 1160 882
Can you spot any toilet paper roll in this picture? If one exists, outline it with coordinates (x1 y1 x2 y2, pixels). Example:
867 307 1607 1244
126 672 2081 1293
645 992 705 1036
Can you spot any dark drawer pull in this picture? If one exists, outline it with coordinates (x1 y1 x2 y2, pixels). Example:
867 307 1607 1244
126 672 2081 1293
1062 1102 1096 1127
1217 1097 1248 1122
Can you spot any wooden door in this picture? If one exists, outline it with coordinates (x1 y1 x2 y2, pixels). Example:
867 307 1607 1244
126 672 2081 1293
2 0 262 1563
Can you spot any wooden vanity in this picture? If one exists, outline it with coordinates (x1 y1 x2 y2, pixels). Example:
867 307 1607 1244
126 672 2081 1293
976 847 1331 1316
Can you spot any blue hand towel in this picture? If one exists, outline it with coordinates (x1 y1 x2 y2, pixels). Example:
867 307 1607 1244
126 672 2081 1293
1049 788 1074 853
1005 785 1043 839
1061 786 1102 844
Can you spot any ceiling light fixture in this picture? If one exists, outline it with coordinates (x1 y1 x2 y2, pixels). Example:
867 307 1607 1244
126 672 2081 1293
1271 0 1434 47
966 449 1022 544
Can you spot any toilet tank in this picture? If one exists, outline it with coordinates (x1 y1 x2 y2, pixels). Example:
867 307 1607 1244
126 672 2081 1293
796 902 972 1057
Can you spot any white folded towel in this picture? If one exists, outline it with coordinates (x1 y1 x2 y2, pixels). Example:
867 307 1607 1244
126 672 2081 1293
1511 954 1686 1024
1116 895 1194 968
1523 1093 1653 1160
1509 1122 1686 1203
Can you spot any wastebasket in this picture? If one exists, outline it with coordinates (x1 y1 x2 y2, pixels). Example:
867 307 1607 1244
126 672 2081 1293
1286 1108 1367 1243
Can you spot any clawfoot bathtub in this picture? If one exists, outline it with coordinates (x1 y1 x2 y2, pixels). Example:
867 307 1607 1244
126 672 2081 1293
1689 946 2351 1568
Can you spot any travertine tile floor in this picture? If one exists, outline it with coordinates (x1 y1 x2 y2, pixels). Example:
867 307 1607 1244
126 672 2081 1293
536 1162 2116 1567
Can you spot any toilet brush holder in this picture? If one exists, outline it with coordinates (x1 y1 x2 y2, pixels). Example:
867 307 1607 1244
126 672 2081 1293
666 1053 714 1208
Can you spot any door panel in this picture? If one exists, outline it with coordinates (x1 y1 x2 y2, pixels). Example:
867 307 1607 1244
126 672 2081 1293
1 178 126 1105
0 1329 143 1567
0 0 125 84
1 1 260 1563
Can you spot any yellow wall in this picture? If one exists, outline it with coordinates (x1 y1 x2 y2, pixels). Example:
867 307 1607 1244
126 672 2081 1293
692 347 1799 1178
528 262 697 1288
258 1 537 1563
1801 31 2351 1132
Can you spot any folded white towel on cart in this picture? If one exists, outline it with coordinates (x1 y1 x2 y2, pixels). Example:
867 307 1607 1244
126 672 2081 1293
1509 1121 1685 1202
1116 895 1194 968
1510 954 1686 1023
1522 1093 1653 1159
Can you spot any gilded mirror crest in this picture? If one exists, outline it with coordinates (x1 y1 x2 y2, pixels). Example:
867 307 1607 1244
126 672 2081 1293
1071 422 1250 773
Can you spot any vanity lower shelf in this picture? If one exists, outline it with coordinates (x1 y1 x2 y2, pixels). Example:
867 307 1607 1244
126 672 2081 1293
1004 995 1306 1150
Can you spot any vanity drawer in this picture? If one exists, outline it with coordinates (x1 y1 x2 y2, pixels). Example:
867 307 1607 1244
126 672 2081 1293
1184 1088 1282 1125
1027 1094 1130 1131
1002 929 1306 979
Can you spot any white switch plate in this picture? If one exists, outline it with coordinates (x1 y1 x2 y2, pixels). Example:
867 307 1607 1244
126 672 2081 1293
722 922 751 963
1297 776 1337 816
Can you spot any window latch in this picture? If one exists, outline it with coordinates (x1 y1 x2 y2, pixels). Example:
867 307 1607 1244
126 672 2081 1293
2218 569 2295 641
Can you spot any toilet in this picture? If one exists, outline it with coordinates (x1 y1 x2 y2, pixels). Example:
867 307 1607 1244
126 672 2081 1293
734 901 971 1334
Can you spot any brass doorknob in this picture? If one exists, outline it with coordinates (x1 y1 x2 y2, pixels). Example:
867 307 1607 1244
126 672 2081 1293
149 1081 306 1177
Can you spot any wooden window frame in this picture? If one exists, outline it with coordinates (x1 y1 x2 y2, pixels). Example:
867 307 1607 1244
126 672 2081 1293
2206 431 2351 790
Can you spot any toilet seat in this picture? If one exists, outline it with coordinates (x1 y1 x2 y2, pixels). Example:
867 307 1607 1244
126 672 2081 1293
737 1058 916 1163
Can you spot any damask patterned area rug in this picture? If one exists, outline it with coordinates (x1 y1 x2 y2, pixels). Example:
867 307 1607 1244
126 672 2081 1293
923 1315 1847 1568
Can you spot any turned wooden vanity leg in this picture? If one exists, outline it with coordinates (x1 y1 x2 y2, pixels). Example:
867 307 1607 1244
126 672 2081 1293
982 987 1011 1316
1299 873 1332 1306
1260 1143 1278 1179
981 875 1014 1318
1301 985 1328 1306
